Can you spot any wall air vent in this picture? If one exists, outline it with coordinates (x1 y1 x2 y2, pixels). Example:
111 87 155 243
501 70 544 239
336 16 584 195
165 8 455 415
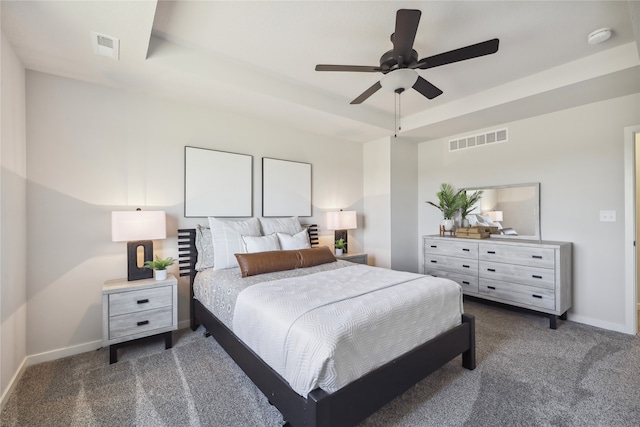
449 128 508 152
91 31 119 60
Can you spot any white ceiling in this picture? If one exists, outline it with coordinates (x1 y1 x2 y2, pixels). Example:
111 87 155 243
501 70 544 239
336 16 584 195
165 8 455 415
2 1 639 143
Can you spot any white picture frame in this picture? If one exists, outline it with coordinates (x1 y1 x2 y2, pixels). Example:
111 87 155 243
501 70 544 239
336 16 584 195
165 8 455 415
262 158 311 217
184 146 253 217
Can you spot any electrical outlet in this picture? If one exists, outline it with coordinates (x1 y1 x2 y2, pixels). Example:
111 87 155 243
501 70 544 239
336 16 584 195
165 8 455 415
599 210 616 222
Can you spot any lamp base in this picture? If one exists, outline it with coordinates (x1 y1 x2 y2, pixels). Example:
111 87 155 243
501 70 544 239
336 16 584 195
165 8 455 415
334 230 348 254
127 240 153 281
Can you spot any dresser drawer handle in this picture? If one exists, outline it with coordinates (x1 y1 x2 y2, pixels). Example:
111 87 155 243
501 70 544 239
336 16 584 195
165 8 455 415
430 245 437 248
431 260 437 263
137 299 149 304
462 248 470 252
532 275 543 279
487 251 496 254
137 320 149 326
532 255 543 259
487 268 496 272
532 294 542 299
462 281 470 285
462 264 470 268
487 286 496 290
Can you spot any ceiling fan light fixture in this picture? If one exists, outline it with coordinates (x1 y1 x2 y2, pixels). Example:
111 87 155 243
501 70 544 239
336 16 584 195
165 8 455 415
380 69 418 92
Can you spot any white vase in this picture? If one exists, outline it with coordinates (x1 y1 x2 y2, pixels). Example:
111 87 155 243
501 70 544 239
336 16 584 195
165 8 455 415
442 219 454 231
462 218 470 228
335 248 343 256
155 269 167 281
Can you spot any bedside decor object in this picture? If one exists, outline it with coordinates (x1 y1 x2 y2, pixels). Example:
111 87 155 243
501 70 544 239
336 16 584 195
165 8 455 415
334 238 346 256
103 274 178 363
112 209 166 281
327 210 357 254
426 183 463 232
143 256 175 281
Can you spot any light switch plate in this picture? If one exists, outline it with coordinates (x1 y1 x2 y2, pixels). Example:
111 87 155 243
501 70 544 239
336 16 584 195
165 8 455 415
600 210 616 222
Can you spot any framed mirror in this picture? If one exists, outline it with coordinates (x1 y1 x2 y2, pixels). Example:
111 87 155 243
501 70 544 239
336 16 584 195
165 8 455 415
463 182 540 240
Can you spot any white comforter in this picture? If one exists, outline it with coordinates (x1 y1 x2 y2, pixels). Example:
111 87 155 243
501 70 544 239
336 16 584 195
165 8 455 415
232 264 463 397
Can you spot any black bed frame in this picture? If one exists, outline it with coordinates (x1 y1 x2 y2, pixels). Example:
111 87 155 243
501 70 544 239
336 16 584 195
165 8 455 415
178 227 476 427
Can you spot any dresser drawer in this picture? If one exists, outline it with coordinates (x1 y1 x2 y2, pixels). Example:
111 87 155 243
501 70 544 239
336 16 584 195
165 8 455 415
109 306 173 340
479 243 555 269
479 260 554 289
424 239 478 260
479 279 555 310
426 269 479 294
108 286 173 317
424 254 478 276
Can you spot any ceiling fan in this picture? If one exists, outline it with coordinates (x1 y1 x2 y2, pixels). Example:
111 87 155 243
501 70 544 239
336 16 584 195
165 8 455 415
315 9 500 105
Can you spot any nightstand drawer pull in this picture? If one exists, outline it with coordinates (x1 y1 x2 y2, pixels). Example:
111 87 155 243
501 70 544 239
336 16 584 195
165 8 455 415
463 264 470 268
532 255 543 259
462 248 470 252
431 260 437 263
532 275 543 279
137 320 149 326
462 281 470 285
487 251 496 254
430 245 437 248
488 286 496 290
532 294 542 299
137 299 149 304
487 268 496 272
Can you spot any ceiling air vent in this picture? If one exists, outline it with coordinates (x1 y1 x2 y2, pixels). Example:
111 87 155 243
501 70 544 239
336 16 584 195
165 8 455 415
449 128 508 152
91 31 119 60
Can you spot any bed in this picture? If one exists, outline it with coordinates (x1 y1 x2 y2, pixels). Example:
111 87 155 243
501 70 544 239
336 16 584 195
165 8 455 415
178 220 476 427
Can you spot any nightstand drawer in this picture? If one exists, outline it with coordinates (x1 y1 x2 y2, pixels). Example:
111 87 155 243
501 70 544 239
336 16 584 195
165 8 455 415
108 286 173 317
109 306 173 340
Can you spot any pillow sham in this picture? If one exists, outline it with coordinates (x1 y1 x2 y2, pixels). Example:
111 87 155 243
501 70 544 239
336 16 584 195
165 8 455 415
195 224 215 271
276 229 311 250
259 216 302 235
242 234 281 253
209 217 261 270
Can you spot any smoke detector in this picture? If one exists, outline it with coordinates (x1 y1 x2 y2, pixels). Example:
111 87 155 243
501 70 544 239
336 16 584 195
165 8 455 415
91 31 120 60
587 28 611 45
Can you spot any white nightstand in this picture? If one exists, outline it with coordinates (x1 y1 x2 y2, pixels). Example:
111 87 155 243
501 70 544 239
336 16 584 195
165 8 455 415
102 274 178 363
336 252 368 265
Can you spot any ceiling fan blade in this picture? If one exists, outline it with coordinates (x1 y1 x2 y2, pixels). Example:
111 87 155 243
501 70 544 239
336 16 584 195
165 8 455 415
392 9 421 61
315 64 382 72
350 81 382 104
415 38 500 70
412 76 443 99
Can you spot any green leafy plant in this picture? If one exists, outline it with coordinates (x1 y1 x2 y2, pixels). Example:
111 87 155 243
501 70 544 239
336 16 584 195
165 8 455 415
459 189 484 221
334 238 346 249
143 256 175 271
426 183 463 220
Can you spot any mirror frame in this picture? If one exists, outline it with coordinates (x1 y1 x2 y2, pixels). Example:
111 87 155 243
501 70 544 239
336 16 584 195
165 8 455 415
463 182 541 240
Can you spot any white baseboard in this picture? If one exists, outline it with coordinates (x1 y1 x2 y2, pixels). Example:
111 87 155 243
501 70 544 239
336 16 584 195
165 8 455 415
569 313 634 335
1 356 27 412
26 339 103 367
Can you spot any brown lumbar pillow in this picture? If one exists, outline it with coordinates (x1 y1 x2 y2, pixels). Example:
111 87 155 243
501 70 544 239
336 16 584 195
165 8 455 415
234 246 336 277
297 246 337 268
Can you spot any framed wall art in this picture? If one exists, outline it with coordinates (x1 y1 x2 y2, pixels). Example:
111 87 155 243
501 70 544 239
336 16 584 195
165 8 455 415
262 157 311 217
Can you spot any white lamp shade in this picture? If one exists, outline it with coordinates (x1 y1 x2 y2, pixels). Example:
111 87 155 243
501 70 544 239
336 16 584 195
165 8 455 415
487 211 504 222
112 210 166 242
327 210 357 230
380 69 418 91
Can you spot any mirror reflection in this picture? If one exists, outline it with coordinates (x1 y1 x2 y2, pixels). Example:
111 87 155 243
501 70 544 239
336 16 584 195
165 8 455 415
463 183 540 240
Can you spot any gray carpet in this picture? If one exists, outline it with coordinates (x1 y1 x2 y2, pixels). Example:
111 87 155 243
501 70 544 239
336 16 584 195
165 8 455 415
2 300 640 426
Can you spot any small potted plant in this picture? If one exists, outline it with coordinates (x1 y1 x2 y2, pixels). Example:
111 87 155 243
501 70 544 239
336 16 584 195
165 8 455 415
459 189 484 228
426 183 463 231
334 238 346 256
144 255 175 280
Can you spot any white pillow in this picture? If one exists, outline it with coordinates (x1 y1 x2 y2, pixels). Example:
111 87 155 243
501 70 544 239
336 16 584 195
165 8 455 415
276 229 311 250
242 234 281 253
259 217 302 235
208 217 261 270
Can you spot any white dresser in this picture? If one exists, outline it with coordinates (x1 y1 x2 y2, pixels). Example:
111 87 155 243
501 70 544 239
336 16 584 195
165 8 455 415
423 235 571 328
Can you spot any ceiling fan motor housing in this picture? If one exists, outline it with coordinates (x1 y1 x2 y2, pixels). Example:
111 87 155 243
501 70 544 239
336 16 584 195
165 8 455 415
380 49 418 72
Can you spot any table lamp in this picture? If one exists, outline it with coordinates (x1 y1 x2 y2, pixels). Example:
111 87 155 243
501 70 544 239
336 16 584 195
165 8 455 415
112 209 166 281
327 210 357 254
